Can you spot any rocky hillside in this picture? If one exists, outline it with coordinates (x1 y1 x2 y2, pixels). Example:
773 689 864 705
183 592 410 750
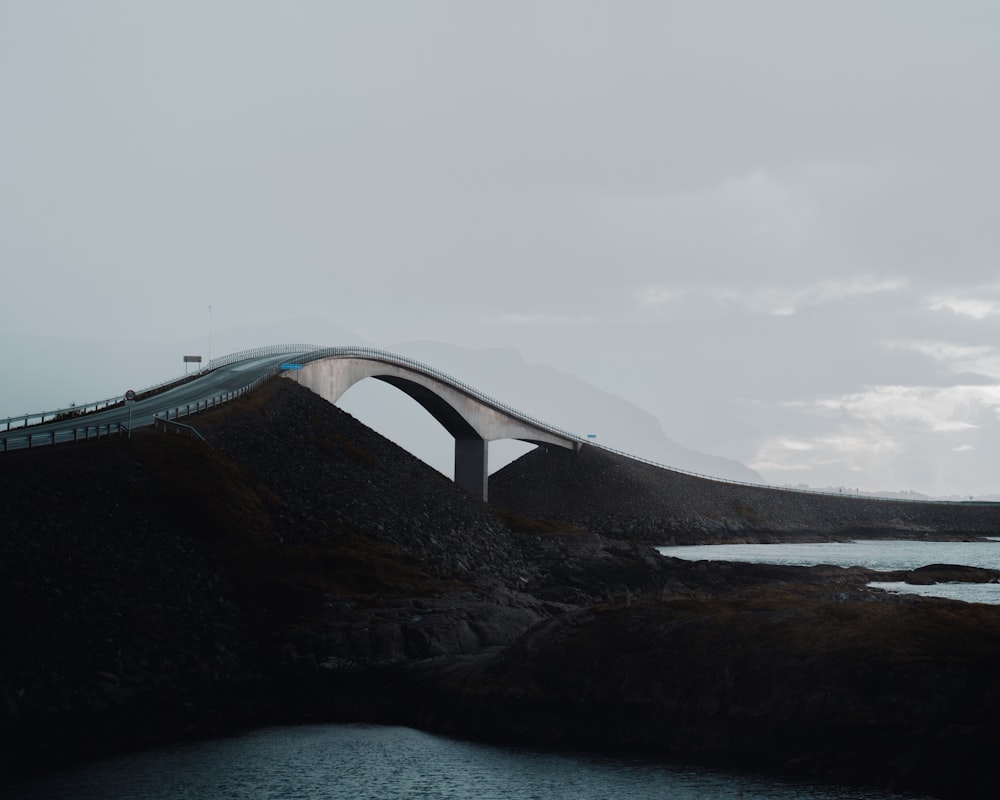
491 443 1000 542
3 377 1000 799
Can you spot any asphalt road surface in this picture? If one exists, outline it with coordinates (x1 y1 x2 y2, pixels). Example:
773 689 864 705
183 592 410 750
0 350 314 452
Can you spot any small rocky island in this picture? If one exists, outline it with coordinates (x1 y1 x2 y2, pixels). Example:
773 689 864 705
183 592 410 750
3 378 1000 799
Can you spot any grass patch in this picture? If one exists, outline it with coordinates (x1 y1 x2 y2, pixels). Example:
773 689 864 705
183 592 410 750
129 431 442 632
495 509 589 535
736 503 763 521
219 534 439 625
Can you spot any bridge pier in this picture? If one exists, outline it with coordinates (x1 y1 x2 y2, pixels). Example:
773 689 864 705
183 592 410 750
455 437 488 501
293 353 583 503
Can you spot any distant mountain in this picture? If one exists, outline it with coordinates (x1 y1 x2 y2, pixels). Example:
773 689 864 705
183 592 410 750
2 323 763 485
211 316 372 356
337 340 764 484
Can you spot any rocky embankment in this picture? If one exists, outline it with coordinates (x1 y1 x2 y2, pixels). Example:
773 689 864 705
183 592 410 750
3 378 1000 799
491 444 1000 542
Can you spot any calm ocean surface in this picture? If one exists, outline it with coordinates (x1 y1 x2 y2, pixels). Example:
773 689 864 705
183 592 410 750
9 723 934 800
12 541 987 800
657 539 1000 604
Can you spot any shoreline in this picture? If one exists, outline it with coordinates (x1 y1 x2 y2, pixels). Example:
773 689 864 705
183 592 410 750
4 378 1000 799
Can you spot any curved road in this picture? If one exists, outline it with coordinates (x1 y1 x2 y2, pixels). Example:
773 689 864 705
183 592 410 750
1 344 588 455
1 350 314 451
3 345 993 508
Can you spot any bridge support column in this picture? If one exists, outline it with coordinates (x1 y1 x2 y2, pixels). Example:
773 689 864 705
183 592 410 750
455 437 488 501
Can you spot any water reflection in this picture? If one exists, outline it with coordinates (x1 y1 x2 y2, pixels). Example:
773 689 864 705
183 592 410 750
9 724 932 800
657 540 1000 604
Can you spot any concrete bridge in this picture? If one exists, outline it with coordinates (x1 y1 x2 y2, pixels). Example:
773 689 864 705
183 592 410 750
0 345 585 501
5 344 996 506
290 347 585 500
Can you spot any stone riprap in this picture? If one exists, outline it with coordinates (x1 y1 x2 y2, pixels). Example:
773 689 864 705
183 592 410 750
2 378 1000 800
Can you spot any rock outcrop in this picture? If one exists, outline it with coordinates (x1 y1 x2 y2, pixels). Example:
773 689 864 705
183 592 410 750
490 444 1000 542
3 377 1000 800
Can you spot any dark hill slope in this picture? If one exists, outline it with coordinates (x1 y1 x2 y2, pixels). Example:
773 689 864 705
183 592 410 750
0 379 678 775
490 444 1000 542
0 379 545 775
4 378 1000 799
194 375 531 586
0 430 262 773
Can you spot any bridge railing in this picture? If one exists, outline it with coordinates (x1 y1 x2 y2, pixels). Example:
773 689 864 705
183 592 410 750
579 441 997 506
294 347 998 507
1 370 203 432
1 344 319 433
0 422 126 452
0 362 284 453
153 417 208 442
203 344 321 372
295 346 591 445
6 343 994 506
152 366 280 427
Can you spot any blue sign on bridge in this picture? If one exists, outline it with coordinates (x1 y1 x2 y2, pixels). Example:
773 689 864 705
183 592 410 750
280 363 303 370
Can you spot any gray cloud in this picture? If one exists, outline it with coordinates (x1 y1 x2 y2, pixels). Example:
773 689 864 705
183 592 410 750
4 1 1000 495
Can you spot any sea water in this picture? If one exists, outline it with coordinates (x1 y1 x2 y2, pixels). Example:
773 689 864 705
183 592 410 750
12 542 987 799
8 723 932 800
656 539 1000 604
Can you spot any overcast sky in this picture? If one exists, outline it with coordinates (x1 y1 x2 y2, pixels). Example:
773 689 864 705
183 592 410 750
4 1 1000 497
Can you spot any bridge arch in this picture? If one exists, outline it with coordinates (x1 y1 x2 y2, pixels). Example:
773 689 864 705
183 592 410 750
287 348 583 500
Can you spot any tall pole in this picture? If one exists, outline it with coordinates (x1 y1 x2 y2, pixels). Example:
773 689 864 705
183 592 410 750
208 305 213 365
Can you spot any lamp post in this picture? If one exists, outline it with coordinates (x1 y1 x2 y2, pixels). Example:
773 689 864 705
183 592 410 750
208 305 213 365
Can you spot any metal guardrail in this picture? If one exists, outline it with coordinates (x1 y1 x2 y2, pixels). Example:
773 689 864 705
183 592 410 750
294 345 589 445
153 417 207 442
292 347 998 507
1 364 283 453
4 343 996 507
203 343 320 372
1 344 318 432
151 367 279 428
0 422 125 452
581 441 999 506
2 368 200 432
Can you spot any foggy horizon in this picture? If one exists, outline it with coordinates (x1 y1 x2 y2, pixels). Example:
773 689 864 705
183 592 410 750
4 2 1000 497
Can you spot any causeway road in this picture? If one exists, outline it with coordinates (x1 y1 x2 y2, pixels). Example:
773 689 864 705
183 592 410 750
1 351 313 451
